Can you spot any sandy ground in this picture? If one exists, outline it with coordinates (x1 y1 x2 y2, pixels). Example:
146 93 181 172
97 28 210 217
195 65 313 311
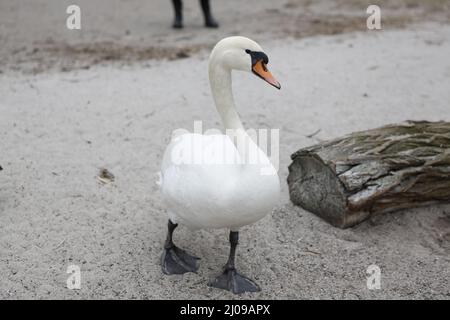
1 1 450 299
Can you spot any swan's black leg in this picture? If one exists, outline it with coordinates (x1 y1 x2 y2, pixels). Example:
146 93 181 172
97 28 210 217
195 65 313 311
161 220 199 274
209 231 261 294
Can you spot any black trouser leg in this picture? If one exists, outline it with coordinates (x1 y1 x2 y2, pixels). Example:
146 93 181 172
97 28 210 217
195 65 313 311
200 0 218 28
172 0 183 28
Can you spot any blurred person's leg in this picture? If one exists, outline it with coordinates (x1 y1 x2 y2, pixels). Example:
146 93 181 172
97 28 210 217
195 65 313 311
172 0 183 29
200 0 219 28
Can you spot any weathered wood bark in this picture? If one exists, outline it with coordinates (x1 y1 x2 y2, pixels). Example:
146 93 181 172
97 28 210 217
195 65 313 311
287 121 450 228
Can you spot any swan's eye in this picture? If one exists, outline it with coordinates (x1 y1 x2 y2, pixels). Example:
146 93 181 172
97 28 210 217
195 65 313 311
245 50 269 67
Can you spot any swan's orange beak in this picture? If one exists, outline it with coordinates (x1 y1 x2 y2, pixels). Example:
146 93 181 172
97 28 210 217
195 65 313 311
252 60 281 90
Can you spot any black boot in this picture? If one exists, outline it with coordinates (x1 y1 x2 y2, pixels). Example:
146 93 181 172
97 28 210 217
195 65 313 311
161 220 200 274
200 0 219 28
172 0 183 29
209 231 260 294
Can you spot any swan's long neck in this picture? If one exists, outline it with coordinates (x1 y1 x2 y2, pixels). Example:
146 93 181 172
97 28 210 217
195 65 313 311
209 63 244 132
208 47 274 171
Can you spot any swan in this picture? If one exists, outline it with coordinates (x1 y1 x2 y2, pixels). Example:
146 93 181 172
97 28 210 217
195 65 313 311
160 36 281 294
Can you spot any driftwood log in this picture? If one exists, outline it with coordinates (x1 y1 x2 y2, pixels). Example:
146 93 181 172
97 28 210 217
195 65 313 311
287 121 450 228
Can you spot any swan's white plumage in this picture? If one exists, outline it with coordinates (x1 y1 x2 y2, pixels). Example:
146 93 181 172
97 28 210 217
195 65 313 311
160 36 280 231
161 132 279 230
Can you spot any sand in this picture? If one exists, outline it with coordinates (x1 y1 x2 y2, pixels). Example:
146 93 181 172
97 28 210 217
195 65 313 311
1 1 450 300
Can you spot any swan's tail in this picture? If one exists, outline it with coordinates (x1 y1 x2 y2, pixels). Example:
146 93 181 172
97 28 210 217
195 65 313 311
155 171 163 188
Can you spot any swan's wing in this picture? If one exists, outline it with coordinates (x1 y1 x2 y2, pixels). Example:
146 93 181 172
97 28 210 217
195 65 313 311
159 133 280 229
160 133 240 222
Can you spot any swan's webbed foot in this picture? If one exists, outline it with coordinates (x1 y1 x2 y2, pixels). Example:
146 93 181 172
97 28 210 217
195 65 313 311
161 245 200 275
161 220 199 275
209 230 261 294
209 267 260 294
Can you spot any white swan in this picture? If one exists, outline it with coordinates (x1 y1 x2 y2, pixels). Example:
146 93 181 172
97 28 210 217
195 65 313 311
160 36 281 294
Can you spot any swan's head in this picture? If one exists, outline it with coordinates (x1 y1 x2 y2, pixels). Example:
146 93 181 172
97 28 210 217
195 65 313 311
209 36 281 89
